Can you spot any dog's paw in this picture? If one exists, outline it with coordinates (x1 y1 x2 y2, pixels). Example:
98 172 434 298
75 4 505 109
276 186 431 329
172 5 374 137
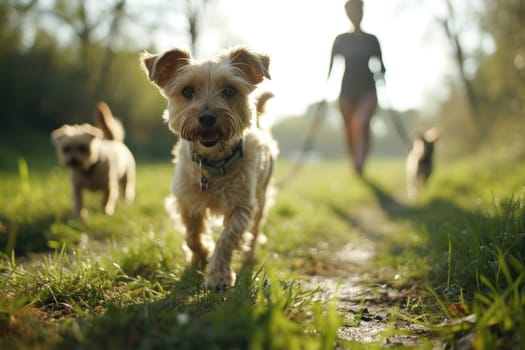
204 269 236 290
73 208 89 219
103 205 115 216
190 252 209 270
124 189 135 203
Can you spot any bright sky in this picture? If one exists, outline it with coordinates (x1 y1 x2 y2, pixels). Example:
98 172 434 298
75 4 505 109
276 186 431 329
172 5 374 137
28 0 485 119
152 0 475 118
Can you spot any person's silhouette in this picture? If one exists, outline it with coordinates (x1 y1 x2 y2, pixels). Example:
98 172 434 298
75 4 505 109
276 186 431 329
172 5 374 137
328 0 385 175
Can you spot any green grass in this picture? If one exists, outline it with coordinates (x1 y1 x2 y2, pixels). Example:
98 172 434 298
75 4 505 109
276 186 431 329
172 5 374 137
0 146 524 349
0 155 345 349
376 155 525 349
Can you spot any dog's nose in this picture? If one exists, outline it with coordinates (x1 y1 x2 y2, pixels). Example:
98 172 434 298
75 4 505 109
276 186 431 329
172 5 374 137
67 158 81 167
198 111 217 128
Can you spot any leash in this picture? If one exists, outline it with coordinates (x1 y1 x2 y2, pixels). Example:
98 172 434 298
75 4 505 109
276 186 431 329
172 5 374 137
276 75 412 188
375 78 412 151
277 99 328 188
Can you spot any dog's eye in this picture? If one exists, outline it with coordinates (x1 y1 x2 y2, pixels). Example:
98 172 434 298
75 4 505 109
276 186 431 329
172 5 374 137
182 86 195 99
63 146 71 153
222 87 236 97
77 145 88 154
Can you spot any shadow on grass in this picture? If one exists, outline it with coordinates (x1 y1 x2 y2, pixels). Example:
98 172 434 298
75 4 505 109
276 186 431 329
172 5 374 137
362 177 482 227
62 264 262 349
325 177 488 263
0 214 57 256
0 213 112 257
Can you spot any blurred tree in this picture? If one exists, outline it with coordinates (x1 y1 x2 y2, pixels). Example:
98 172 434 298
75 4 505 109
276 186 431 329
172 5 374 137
94 0 126 101
416 0 484 132
476 0 525 119
186 0 209 54
0 0 214 157
31 0 128 102
408 0 525 153
407 0 525 135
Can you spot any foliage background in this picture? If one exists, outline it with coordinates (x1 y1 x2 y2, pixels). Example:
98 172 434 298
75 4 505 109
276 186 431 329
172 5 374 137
0 1 524 348
1 0 524 161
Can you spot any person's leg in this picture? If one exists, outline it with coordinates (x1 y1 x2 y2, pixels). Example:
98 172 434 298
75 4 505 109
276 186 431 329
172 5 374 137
353 91 378 174
339 97 358 167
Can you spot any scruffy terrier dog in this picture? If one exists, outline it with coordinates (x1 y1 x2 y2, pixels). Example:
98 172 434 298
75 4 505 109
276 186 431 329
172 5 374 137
51 102 136 217
141 47 278 289
406 128 440 198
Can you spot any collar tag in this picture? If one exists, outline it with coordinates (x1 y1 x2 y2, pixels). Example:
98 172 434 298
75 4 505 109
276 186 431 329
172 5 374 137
199 159 208 191
200 175 209 191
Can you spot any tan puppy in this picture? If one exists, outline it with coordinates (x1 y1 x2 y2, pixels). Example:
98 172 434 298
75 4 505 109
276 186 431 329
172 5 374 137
51 102 136 217
406 128 440 199
141 47 278 289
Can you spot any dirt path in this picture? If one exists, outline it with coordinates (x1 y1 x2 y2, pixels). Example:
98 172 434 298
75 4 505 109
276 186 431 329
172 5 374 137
302 204 441 348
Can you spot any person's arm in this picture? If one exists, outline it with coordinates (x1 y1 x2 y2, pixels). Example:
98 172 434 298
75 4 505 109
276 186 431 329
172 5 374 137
327 37 340 80
374 36 386 75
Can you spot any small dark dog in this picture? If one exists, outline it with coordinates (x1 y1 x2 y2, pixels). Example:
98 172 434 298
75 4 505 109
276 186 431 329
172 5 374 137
406 128 440 198
51 102 136 217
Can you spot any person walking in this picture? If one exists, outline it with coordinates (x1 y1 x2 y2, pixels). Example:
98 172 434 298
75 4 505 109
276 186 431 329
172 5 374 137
328 0 385 175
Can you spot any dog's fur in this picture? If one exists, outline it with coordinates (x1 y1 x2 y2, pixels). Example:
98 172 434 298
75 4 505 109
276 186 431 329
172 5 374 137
141 47 278 288
406 128 440 198
51 102 136 217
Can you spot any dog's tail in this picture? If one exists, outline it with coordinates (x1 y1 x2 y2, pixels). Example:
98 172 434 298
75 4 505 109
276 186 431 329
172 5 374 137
423 127 440 143
255 91 274 117
95 101 125 142
254 92 274 127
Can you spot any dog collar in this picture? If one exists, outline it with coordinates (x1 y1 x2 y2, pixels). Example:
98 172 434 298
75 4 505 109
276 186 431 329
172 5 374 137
191 139 244 177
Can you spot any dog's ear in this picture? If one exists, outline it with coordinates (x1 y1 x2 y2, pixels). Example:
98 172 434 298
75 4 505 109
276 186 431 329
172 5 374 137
51 126 68 145
80 124 104 140
229 47 271 85
140 49 191 88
